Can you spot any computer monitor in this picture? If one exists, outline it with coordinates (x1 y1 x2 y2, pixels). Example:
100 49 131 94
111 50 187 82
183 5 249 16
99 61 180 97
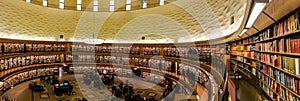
59 83 64 87
64 82 68 86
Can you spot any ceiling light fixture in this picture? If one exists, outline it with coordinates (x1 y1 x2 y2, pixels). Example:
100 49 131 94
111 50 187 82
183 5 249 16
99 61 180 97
240 0 268 36
245 0 268 28
238 29 248 36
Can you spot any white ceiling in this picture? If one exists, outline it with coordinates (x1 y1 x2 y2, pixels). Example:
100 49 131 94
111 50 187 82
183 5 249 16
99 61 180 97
0 0 247 43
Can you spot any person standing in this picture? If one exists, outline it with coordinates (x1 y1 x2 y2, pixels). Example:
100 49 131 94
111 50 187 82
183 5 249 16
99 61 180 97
111 75 115 84
112 84 117 95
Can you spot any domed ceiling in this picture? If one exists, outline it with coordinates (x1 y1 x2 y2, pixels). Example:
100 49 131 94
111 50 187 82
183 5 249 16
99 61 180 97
0 0 247 43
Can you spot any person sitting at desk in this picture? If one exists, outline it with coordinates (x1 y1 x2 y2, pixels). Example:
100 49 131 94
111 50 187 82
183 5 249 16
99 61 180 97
31 82 44 92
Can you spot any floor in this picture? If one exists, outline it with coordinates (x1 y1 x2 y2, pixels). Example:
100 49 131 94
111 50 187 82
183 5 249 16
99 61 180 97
2 75 84 101
1 74 168 101
2 71 209 101
236 79 268 101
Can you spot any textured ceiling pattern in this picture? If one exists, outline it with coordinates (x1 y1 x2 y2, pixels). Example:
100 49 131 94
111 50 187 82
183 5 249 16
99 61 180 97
0 0 246 43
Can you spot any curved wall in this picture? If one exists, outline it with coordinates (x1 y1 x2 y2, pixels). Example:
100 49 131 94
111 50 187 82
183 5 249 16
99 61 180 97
0 39 226 101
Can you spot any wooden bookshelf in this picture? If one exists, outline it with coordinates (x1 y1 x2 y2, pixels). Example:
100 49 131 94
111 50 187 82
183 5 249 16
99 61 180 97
230 6 300 100
255 51 300 57
243 30 300 45
235 58 300 100
236 55 300 79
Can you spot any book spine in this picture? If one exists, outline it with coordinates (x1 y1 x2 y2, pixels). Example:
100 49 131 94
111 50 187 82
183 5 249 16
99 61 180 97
296 58 300 75
295 39 299 54
298 39 300 53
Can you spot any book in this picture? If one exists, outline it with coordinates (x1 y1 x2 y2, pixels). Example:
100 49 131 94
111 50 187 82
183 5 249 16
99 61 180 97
295 39 299 53
295 9 300 30
289 57 295 73
295 58 300 75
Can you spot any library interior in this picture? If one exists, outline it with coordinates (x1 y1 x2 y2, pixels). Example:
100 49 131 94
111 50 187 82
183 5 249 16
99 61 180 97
0 0 299 101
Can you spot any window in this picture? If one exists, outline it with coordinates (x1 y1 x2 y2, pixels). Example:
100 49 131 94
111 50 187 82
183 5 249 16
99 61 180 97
77 0 82 10
159 0 164 5
141 0 147 9
109 0 114 12
43 0 47 6
93 0 98 11
126 0 131 11
230 16 234 25
59 0 64 9
26 0 31 3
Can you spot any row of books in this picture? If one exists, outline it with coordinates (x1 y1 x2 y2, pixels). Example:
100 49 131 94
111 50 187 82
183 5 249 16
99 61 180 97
256 53 300 75
148 58 173 71
179 63 209 87
260 73 300 101
69 55 131 65
237 51 300 76
235 61 300 101
144 46 160 55
158 46 215 61
134 58 174 71
262 83 299 101
134 58 148 67
27 43 65 52
273 9 300 37
211 44 228 54
0 55 61 71
71 44 140 54
67 54 217 73
111 46 140 54
71 44 226 58
236 56 300 99
0 43 65 54
0 43 24 53
231 45 245 51
255 38 300 53
258 62 300 94
240 9 300 44
0 68 53 92
163 47 191 57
